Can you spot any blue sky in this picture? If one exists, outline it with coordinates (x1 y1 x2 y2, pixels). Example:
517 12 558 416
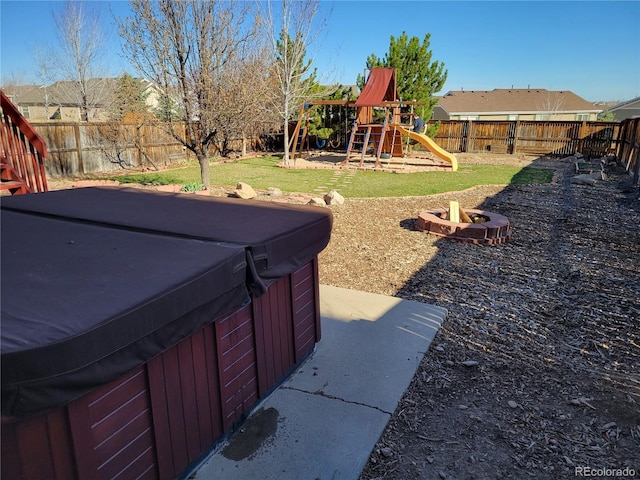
1 0 639 101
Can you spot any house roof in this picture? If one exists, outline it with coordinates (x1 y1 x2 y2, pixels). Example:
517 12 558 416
609 96 640 111
436 89 601 115
2 78 155 106
2 85 47 104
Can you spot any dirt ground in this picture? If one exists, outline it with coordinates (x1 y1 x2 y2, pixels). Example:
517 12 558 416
47 152 639 479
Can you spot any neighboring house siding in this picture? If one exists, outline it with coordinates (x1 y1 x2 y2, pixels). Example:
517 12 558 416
613 108 640 121
431 105 449 121
1 78 162 122
610 98 640 121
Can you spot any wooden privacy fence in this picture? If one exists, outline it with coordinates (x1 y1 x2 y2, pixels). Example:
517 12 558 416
31 121 189 177
616 117 640 186
32 121 274 177
31 119 624 177
429 120 621 157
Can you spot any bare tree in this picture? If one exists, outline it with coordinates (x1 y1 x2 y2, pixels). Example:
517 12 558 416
118 0 262 189
212 41 274 156
95 74 159 171
259 0 324 165
33 46 57 120
538 90 567 120
53 1 107 121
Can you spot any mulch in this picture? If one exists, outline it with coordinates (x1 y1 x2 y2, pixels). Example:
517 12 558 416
310 156 640 479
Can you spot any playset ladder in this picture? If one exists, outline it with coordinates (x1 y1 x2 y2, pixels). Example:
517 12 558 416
343 120 388 167
386 125 407 167
344 122 370 164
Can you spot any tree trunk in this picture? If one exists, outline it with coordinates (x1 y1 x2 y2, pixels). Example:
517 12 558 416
282 118 290 166
197 152 211 190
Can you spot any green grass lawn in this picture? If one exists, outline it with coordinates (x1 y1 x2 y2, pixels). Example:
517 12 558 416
111 155 553 198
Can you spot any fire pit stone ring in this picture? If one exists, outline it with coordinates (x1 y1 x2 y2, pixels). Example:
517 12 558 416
415 208 511 245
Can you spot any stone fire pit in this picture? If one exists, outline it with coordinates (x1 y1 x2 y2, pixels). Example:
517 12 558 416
415 208 511 245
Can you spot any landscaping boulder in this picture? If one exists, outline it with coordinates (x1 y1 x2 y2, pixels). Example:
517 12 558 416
570 174 598 186
234 182 257 199
307 197 326 206
324 190 345 205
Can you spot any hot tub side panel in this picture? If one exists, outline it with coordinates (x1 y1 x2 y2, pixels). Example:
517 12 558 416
1 260 322 480
291 257 322 361
1 408 76 480
252 258 321 398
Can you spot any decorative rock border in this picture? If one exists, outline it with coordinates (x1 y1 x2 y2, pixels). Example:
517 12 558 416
415 208 511 245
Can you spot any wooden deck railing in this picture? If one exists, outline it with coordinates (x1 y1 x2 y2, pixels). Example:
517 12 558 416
1 90 48 194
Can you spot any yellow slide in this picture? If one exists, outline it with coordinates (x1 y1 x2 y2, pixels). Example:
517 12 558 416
391 124 458 171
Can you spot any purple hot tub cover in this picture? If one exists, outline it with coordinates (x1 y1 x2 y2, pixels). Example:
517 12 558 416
1 187 333 295
1 188 333 417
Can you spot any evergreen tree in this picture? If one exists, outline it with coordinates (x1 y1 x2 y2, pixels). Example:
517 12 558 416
154 93 181 121
306 84 356 140
359 32 447 122
109 73 150 121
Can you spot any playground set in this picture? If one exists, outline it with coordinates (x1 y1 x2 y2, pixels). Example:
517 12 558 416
288 68 458 171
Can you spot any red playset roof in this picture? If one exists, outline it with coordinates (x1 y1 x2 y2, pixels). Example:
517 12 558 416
354 68 397 106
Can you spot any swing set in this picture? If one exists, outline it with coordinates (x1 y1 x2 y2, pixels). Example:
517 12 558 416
288 68 457 171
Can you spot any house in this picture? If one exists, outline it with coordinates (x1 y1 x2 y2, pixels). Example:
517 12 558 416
608 97 640 121
1 78 162 122
1 84 72 121
432 88 602 121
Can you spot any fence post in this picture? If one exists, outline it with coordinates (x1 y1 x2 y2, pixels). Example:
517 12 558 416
577 121 586 153
136 124 142 167
633 147 640 186
513 120 521 154
74 122 84 174
508 120 516 154
615 121 625 162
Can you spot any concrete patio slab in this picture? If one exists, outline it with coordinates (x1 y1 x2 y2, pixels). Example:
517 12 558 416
192 285 447 480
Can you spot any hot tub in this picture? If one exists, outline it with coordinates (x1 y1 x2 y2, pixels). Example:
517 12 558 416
1 188 333 480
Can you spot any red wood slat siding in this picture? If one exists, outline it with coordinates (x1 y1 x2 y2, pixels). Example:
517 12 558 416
152 345 190 476
189 327 217 452
67 366 158 480
216 304 259 430
0 421 21 479
46 410 77 479
291 259 321 362
253 275 295 397
176 339 202 462
19 416 65 479
202 323 225 445
146 355 177 480
275 274 295 375
1 409 77 480
147 325 225 480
